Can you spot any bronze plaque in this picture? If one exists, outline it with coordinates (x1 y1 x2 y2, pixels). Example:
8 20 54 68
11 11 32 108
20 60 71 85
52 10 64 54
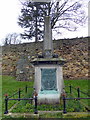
41 68 57 90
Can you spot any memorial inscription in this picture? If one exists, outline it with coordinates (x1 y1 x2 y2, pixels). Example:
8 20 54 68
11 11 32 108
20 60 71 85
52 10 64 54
41 68 57 90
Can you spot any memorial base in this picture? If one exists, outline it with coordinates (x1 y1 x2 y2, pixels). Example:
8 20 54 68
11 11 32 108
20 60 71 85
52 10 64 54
32 58 66 104
38 90 60 104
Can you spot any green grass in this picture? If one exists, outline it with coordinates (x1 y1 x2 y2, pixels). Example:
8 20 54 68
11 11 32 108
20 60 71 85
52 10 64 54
2 75 33 96
64 79 89 112
12 79 89 113
1 76 89 118
64 79 88 92
2 75 33 117
0 75 2 120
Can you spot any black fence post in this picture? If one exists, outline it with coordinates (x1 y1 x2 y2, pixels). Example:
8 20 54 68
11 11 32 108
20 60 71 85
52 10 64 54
31 99 33 105
18 88 21 101
25 85 27 93
4 95 8 114
70 85 72 94
63 95 67 114
34 96 38 114
77 87 80 98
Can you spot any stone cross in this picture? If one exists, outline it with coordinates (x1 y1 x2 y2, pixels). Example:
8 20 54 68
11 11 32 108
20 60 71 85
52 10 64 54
43 16 53 58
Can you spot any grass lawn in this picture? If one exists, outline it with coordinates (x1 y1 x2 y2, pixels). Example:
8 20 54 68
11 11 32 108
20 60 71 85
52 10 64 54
1 75 90 118
64 79 89 112
2 75 33 118
2 75 33 96
64 79 88 93
0 75 2 120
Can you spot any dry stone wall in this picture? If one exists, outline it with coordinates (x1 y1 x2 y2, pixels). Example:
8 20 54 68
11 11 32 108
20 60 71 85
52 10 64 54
2 37 89 80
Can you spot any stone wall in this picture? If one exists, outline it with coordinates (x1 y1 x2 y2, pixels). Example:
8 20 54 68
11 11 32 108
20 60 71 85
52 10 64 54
2 37 89 80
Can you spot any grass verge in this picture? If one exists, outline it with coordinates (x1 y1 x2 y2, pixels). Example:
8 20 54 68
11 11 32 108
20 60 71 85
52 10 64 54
2 76 89 118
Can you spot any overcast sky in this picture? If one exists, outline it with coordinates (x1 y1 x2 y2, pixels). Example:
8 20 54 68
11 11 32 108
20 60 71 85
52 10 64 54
0 0 89 45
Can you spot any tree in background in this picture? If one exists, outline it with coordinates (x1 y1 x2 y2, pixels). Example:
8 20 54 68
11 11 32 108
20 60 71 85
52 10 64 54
18 0 87 42
3 33 21 45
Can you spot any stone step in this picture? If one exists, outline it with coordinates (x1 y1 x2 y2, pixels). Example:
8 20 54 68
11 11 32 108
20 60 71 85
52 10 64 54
38 110 63 114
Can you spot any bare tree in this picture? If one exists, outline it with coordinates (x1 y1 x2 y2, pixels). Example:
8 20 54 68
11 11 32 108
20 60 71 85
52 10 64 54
18 0 87 42
4 33 21 45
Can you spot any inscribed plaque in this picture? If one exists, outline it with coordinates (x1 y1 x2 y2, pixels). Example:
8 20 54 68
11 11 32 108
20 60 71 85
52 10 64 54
41 68 56 90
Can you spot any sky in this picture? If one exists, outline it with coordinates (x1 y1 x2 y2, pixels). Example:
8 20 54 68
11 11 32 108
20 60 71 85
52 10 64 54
0 0 89 45
0 0 23 45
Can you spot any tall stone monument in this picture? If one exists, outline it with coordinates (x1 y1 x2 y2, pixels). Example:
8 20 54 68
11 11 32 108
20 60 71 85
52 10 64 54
32 16 66 104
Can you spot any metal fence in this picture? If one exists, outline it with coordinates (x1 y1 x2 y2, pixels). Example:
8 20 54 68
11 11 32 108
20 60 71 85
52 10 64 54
4 85 38 114
63 85 90 113
4 84 90 114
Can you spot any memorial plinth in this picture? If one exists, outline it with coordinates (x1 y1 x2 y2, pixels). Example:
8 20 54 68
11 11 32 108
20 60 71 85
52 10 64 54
32 57 66 104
